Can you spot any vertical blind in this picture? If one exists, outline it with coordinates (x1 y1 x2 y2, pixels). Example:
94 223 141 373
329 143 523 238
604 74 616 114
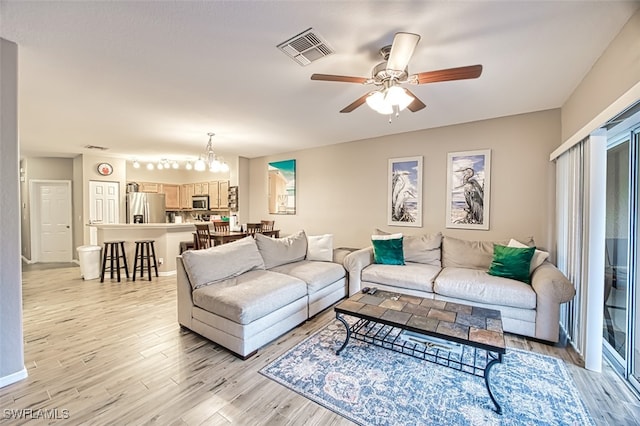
556 135 606 371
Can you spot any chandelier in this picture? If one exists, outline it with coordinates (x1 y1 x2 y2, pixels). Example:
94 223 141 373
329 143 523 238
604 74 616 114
194 132 229 173
365 81 415 117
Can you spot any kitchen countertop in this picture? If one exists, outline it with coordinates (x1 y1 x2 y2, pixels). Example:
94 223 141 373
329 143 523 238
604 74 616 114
87 223 197 230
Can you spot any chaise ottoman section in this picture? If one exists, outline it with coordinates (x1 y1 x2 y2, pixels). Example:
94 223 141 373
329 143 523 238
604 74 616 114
192 269 308 325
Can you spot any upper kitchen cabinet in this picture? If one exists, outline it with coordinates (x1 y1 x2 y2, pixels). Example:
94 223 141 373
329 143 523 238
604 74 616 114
209 180 229 209
160 184 180 210
138 182 160 193
193 182 209 196
180 184 194 209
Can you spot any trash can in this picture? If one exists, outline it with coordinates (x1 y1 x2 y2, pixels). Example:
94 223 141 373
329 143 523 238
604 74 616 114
77 245 102 280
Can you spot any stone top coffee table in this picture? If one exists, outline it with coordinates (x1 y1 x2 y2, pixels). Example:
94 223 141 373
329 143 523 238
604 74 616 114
334 289 507 414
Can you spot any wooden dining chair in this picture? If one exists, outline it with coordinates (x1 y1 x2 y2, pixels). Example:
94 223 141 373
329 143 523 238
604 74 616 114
195 224 212 249
246 223 262 235
260 220 275 231
212 220 230 232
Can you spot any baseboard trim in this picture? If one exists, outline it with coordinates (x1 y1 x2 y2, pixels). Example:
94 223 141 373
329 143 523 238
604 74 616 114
0 367 28 389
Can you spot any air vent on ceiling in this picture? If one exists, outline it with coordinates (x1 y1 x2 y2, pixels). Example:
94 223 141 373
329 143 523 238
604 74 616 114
84 145 109 151
277 28 334 66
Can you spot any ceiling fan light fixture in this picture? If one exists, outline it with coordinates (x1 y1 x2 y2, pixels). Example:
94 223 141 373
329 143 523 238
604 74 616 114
385 86 414 111
366 91 393 115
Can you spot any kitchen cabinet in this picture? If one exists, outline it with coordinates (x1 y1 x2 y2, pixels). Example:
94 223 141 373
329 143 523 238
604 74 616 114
208 180 230 209
180 184 193 209
193 182 209 196
139 182 160 193
160 184 180 210
208 181 220 209
219 180 229 208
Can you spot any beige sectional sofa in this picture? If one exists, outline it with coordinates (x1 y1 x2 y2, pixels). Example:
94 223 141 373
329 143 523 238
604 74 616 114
344 233 575 343
176 231 347 358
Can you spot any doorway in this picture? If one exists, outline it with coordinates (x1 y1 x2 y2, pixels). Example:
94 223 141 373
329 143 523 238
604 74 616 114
30 180 73 263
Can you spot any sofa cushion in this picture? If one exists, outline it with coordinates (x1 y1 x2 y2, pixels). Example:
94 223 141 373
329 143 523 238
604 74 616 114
488 244 536 284
181 236 265 289
255 230 308 269
371 233 405 265
307 234 333 262
361 262 441 293
441 236 508 270
192 270 307 325
270 260 345 294
434 267 536 309
375 229 442 266
403 232 443 266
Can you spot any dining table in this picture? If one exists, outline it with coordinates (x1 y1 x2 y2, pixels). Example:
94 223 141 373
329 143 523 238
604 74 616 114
192 229 280 248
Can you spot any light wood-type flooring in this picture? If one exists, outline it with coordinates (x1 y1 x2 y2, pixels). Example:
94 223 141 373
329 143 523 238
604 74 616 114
1 262 639 425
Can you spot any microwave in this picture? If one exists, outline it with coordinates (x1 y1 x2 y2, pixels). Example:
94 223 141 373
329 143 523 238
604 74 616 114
192 195 209 210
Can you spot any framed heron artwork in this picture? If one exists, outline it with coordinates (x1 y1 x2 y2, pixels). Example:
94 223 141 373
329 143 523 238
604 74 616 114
446 149 491 230
388 156 423 227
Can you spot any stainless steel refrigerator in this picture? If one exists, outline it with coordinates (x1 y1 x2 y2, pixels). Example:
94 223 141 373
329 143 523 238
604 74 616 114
126 193 166 223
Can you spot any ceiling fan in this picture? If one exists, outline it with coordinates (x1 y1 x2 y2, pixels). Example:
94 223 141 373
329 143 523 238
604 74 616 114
311 32 482 117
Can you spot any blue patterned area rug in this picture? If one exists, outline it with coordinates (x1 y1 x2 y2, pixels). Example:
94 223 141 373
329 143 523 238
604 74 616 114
260 320 594 426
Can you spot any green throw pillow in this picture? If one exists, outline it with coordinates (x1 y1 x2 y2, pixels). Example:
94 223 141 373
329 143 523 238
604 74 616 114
371 234 405 265
488 244 536 284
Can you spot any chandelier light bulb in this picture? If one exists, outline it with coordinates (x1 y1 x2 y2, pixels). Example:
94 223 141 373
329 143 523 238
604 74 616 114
194 157 206 172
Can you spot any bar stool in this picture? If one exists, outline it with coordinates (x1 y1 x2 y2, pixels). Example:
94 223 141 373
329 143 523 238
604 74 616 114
133 240 159 281
100 241 129 283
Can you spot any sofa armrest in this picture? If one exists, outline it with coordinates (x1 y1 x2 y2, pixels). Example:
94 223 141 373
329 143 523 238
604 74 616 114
530 261 575 342
531 262 575 304
343 247 375 296
176 256 194 328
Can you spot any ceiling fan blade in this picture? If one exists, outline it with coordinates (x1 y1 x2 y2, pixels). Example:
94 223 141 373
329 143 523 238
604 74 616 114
340 93 370 113
311 74 368 84
404 89 426 112
387 32 421 72
415 64 483 84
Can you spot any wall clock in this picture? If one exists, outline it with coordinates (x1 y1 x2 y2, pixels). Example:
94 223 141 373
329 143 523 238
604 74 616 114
97 162 113 176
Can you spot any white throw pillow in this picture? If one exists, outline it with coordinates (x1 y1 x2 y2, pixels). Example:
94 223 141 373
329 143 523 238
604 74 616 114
307 234 334 262
508 238 550 274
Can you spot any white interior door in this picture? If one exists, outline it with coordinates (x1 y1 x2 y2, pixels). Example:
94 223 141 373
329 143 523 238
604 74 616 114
89 181 119 245
89 181 119 224
32 181 73 262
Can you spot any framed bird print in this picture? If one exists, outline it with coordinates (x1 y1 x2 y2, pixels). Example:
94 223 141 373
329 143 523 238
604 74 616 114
446 149 491 230
388 156 422 227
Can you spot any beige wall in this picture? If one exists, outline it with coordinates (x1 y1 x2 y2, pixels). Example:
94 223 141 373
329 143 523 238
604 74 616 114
249 109 560 251
561 10 640 142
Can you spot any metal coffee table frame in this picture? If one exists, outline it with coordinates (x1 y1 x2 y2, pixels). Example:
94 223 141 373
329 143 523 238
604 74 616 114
335 304 505 414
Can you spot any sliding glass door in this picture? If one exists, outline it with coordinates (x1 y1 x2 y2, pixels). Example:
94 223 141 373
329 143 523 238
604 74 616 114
603 124 639 394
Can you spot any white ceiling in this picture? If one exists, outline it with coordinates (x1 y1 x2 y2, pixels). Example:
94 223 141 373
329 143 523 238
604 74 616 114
1 1 638 162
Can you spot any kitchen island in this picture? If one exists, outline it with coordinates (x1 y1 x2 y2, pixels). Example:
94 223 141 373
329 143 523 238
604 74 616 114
88 223 197 275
